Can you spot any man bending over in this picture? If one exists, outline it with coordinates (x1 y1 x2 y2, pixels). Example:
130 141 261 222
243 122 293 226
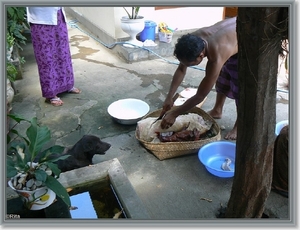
160 17 238 140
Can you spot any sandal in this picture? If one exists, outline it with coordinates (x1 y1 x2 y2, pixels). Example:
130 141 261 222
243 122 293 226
45 97 64 107
68 87 81 94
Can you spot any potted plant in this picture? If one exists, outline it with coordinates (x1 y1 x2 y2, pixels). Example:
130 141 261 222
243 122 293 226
123 7 141 19
7 114 71 210
120 7 144 47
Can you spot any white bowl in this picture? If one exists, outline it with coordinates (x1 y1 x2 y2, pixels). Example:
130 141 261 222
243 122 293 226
107 98 150 125
179 88 197 98
275 120 288 136
174 97 187 106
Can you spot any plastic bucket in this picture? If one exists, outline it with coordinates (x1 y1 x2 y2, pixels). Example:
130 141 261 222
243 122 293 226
140 20 157 42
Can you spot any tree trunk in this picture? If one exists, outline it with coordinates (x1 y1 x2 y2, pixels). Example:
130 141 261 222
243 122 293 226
225 7 288 218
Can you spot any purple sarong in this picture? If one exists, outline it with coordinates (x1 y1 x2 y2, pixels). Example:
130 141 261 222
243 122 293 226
30 9 74 98
215 54 238 104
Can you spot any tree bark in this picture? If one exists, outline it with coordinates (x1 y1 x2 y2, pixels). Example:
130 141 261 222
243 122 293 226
225 7 288 218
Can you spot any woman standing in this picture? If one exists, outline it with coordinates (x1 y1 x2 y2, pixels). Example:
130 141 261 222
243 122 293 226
27 7 81 106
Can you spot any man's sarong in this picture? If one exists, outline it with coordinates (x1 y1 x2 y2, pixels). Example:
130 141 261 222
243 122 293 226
215 54 238 104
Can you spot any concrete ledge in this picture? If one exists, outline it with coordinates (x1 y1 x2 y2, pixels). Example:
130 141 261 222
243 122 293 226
59 158 150 219
112 40 175 63
6 158 150 219
108 159 150 219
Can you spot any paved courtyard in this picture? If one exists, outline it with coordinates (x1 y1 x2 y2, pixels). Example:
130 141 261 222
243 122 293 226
6 12 291 227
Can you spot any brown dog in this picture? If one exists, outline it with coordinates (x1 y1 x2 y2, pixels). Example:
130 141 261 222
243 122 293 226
56 135 111 172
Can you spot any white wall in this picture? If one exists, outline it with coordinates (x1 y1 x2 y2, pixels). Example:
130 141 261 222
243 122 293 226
138 7 224 31
68 7 224 40
69 7 117 37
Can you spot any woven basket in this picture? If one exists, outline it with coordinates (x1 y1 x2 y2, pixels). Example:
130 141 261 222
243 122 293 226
135 107 221 160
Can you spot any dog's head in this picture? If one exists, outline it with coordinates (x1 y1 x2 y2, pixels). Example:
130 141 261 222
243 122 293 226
81 135 111 157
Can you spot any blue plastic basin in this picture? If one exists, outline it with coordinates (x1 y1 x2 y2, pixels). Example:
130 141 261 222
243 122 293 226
198 141 236 178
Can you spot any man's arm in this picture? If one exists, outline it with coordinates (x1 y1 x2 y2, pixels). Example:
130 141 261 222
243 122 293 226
160 59 223 129
160 63 187 116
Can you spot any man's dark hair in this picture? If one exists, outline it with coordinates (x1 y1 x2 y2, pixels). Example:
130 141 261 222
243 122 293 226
174 34 205 62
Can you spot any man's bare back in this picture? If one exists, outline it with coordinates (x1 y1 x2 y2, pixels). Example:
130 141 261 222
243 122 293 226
191 17 238 64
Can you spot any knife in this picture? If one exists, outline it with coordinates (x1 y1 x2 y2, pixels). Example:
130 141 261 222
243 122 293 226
150 93 180 127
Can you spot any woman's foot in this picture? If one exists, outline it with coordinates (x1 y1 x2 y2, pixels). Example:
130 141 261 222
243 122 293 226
68 87 81 94
45 97 64 106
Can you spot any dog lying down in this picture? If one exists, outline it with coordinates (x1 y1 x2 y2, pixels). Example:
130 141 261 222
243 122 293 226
55 135 111 172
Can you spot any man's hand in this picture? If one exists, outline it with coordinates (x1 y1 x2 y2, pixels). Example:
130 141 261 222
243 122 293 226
159 98 173 118
159 93 180 118
160 110 177 129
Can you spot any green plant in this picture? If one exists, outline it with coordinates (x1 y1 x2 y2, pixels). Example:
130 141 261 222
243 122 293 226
7 114 71 208
7 6 28 50
6 32 15 49
6 62 18 82
123 7 141 19
6 33 17 82
6 7 28 82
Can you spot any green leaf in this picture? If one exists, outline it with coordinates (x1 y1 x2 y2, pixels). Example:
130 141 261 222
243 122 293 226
9 141 26 153
26 117 51 161
7 128 30 146
50 154 71 163
44 154 70 176
6 157 16 167
7 114 31 144
7 135 11 144
48 155 71 162
34 169 48 182
134 7 140 19
46 162 61 177
131 7 134 19
7 7 15 18
123 7 131 19
37 145 65 163
6 62 18 82
6 164 18 178
7 143 28 171
7 113 30 123
45 175 71 207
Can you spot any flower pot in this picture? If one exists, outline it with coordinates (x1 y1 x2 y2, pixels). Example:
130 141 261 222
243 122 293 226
120 16 145 48
8 180 56 210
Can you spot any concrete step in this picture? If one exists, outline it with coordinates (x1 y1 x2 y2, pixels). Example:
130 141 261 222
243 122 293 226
112 36 176 63
65 7 191 63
